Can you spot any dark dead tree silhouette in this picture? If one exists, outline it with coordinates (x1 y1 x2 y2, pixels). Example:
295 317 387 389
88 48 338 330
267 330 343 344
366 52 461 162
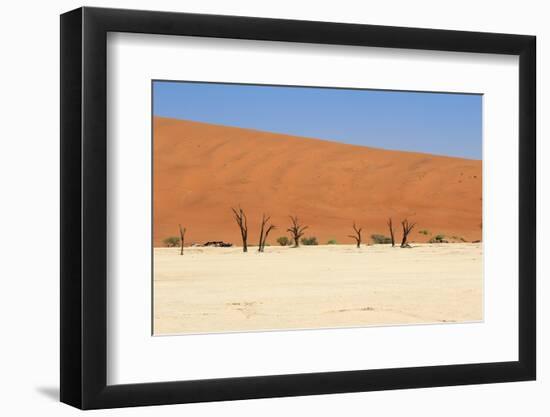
231 207 248 252
348 222 363 248
387 218 395 247
178 224 186 255
258 214 276 252
261 224 276 252
400 218 416 248
258 214 270 250
287 216 308 247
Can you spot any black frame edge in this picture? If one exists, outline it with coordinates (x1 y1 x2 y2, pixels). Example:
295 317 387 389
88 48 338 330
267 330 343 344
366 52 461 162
60 6 537 410
60 7 83 409
81 6 110 409
518 35 537 379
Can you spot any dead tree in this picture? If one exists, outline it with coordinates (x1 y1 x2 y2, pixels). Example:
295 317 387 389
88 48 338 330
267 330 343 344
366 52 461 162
287 216 308 247
258 214 276 252
387 218 395 247
178 224 186 255
261 225 275 252
400 218 416 248
231 207 248 252
348 222 363 248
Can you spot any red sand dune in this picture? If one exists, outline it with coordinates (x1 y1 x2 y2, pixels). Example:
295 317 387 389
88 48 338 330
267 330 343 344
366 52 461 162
153 117 482 247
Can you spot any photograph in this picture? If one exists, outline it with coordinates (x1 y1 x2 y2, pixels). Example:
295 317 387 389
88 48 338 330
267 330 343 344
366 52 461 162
55 4 538 412
152 81 483 335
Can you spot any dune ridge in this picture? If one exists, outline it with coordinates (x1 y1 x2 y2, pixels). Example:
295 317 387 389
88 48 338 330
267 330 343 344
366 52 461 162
153 116 482 246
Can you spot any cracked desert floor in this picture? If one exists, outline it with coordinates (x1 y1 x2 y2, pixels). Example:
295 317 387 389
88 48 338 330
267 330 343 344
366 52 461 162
153 243 482 335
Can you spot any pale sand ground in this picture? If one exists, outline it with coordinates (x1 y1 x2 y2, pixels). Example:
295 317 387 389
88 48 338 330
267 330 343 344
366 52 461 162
153 243 482 335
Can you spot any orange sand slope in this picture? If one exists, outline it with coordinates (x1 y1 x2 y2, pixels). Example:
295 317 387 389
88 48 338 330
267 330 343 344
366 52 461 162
153 116 482 246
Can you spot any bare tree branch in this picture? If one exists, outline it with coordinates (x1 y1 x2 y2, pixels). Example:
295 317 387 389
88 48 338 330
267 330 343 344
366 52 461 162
348 221 363 248
287 216 308 247
261 224 276 252
231 206 248 252
387 218 395 247
400 218 416 248
258 214 275 252
178 224 186 255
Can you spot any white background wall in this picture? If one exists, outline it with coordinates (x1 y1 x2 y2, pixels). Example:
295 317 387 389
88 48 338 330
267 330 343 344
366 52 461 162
0 0 546 415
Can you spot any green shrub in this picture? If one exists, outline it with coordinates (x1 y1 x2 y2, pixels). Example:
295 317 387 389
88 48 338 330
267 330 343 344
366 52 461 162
276 236 290 246
301 236 318 245
371 234 392 244
163 236 180 247
428 234 447 243
419 229 430 235
327 239 337 245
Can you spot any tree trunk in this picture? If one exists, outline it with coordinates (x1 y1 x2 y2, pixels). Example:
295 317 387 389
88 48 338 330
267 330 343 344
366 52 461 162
258 216 265 252
258 214 274 252
388 218 395 247
232 207 248 252
261 224 275 252
349 222 362 248
400 219 416 248
178 224 186 256
287 216 307 248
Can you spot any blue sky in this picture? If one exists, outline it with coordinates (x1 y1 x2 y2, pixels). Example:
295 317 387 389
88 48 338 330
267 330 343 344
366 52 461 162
153 81 482 160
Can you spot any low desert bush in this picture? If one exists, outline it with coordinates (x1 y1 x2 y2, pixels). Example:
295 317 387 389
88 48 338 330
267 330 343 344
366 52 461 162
428 234 448 243
327 239 337 245
419 229 430 235
371 234 392 244
276 236 290 246
301 236 319 246
163 236 180 247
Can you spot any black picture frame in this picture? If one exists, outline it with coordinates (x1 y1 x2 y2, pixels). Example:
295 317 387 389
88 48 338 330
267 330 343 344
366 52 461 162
60 6 536 410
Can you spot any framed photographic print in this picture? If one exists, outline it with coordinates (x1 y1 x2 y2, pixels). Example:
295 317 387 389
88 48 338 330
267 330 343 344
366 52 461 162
60 7 536 409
